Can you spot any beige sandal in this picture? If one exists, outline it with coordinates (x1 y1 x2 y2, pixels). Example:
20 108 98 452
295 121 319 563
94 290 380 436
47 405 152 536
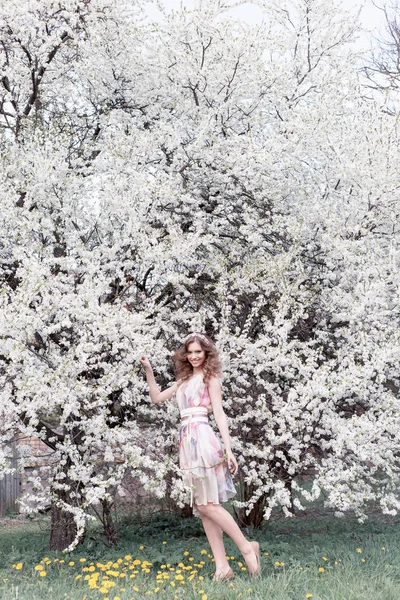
212 567 234 582
249 541 260 576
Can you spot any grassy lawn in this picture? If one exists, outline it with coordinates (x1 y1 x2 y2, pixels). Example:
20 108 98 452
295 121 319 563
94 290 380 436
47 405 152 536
1 509 400 600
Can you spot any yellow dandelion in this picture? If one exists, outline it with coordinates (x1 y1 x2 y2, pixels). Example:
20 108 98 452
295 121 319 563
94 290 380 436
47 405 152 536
125 555 132 560
170 581 175 587
133 586 139 592
39 571 47 577
162 541 167 545
154 588 160 593
264 552 269 556
35 565 44 571
80 558 87 563
75 575 82 580
184 551 189 556
356 548 362 553
139 546 144 550
200 550 207 555
69 561 75 566
306 595 313 599
322 557 328 561
381 547 386 551
318 567 325 573
201 595 208 600
361 558 365 563
15 563 23 570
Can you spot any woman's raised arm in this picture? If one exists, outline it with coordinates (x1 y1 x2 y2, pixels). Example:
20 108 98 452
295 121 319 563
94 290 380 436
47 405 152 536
140 355 181 404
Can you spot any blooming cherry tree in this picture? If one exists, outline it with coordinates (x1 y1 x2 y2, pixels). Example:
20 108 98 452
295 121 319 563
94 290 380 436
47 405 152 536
1 0 400 550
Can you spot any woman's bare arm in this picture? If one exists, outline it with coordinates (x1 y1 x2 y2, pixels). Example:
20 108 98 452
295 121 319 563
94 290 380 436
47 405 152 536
208 376 238 474
140 355 180 404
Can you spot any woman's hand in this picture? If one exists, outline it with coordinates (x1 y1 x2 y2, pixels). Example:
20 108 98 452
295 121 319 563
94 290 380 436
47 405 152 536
226 451 238 476
140 355 152 371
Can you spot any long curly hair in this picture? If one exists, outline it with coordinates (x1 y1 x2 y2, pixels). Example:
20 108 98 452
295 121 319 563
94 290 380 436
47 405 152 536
173 333 221 386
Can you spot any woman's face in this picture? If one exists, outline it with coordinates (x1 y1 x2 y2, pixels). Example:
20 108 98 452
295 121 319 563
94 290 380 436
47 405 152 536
186 340 206 369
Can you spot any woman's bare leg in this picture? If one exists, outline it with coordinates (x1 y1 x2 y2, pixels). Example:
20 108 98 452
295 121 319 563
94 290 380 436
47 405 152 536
197 503 258 573
199 512 230 575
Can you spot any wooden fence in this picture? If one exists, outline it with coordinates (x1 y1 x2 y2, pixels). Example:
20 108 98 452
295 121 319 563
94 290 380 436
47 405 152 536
0 440 21 516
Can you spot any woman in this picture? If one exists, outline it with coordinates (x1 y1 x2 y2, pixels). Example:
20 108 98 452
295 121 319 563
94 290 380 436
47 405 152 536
140 332 260 581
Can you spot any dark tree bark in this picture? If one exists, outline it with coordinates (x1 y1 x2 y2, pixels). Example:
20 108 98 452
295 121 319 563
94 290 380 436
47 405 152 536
99 499 119 546
49 488 79 551
235 483 267 529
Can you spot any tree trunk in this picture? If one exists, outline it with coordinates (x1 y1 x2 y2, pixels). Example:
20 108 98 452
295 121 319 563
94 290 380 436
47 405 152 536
49 494 78 550
236 495 266 529
234 480 267 529
180 503 193 518
100 498 119 546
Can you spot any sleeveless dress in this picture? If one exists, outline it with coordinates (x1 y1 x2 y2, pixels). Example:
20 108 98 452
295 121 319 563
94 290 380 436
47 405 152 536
177 373 236 509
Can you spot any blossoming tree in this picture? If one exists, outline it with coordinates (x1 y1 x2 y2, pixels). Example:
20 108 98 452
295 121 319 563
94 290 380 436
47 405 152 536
1 0 400 550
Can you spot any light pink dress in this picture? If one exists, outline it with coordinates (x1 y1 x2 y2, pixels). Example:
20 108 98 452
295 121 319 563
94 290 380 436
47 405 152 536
177 373 236 508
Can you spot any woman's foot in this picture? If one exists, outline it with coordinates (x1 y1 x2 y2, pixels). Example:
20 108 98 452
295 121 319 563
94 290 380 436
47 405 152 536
212 567 234 582
242 541 259 575
249 541 260 576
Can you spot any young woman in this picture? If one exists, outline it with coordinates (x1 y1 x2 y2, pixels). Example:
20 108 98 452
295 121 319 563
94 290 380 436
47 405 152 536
140 332 260 581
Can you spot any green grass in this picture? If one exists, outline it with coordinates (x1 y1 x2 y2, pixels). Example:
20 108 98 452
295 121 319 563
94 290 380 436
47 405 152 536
1 510 400 600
